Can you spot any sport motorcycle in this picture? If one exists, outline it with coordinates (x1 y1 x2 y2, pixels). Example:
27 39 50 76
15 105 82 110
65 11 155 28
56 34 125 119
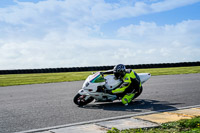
73 71 151 106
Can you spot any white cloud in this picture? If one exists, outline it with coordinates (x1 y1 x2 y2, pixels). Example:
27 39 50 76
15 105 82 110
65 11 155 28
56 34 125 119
1 0 199 26
151 0 200 12
117 20 200 63
0 0 200 69
117 20 200 42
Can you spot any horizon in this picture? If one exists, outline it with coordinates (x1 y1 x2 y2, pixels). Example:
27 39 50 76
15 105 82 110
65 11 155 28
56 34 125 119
0 61 199 71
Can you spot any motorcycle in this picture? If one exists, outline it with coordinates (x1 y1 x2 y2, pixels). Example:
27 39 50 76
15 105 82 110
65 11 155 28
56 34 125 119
73 71 151 106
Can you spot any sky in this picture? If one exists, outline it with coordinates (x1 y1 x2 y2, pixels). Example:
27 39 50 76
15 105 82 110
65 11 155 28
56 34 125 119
0 0 200 70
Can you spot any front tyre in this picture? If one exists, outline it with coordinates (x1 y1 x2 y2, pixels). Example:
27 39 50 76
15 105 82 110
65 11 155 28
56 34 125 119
73 94 94 106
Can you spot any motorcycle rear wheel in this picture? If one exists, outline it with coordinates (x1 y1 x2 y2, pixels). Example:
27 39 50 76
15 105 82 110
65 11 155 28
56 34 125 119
134 86 143 99
73 94 94 106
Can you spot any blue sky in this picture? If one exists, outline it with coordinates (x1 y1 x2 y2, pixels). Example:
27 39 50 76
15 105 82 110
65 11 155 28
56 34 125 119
101 1 200 37
0 0 45 7
0 0 200 69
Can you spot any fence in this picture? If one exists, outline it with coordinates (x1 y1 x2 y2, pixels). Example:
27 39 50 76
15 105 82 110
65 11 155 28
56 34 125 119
0 61 200 74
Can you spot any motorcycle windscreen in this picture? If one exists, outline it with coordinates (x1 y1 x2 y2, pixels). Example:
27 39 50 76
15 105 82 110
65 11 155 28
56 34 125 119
90 73 105 83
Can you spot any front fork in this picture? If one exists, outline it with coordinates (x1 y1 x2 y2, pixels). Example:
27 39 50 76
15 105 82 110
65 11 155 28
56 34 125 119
78 89 90 100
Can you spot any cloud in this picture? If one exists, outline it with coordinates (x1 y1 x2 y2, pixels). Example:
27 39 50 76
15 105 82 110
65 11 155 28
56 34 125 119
151 0 200 12
117 20 200 63
0 0 200 69
117 20 200 44
1 0 199 26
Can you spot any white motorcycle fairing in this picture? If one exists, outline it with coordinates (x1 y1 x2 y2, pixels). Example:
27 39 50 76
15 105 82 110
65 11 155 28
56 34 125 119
78 73 118 102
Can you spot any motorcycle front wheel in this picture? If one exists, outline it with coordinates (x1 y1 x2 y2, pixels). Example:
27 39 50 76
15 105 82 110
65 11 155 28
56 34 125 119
73 94 94 106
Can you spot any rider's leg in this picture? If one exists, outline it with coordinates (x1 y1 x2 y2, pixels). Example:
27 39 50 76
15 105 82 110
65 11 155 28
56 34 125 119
121 93 135 106
121 84 142 106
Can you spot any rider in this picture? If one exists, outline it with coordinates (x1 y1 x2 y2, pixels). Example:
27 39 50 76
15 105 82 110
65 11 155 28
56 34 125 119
101 64 142 106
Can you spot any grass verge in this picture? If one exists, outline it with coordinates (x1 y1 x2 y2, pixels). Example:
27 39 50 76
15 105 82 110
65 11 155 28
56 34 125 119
107 117 200 133
0 66 200 87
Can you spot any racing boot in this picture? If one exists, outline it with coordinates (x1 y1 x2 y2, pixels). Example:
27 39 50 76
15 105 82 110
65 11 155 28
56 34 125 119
121 93 135 106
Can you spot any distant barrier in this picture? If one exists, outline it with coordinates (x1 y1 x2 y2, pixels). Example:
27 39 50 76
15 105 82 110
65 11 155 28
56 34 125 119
0 61 200 75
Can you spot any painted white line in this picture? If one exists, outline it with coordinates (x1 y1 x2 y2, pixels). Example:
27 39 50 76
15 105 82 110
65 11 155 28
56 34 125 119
16 104 200 133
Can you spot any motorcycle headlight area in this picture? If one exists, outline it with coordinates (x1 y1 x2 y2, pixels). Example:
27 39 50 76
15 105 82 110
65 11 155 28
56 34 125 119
83 82 90 88
85 82 89 87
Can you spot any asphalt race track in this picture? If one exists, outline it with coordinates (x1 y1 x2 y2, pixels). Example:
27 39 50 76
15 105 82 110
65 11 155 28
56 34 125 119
0 74 200 133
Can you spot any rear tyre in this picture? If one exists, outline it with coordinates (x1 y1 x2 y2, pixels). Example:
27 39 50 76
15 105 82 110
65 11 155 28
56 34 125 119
73 94 94 106
134 86 143 99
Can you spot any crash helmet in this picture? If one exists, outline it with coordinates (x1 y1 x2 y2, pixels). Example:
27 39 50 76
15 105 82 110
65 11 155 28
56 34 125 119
113 64 126 79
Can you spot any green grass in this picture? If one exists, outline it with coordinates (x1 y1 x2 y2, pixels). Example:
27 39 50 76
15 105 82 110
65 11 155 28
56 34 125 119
107 117 200 133
0 66 200 87
0 72 91 87
134 66 200 76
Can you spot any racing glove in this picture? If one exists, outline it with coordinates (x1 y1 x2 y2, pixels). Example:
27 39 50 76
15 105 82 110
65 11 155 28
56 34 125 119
100 72 104 77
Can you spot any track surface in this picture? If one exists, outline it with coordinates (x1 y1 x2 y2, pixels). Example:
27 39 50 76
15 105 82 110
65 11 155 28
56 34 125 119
0 74 200 133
